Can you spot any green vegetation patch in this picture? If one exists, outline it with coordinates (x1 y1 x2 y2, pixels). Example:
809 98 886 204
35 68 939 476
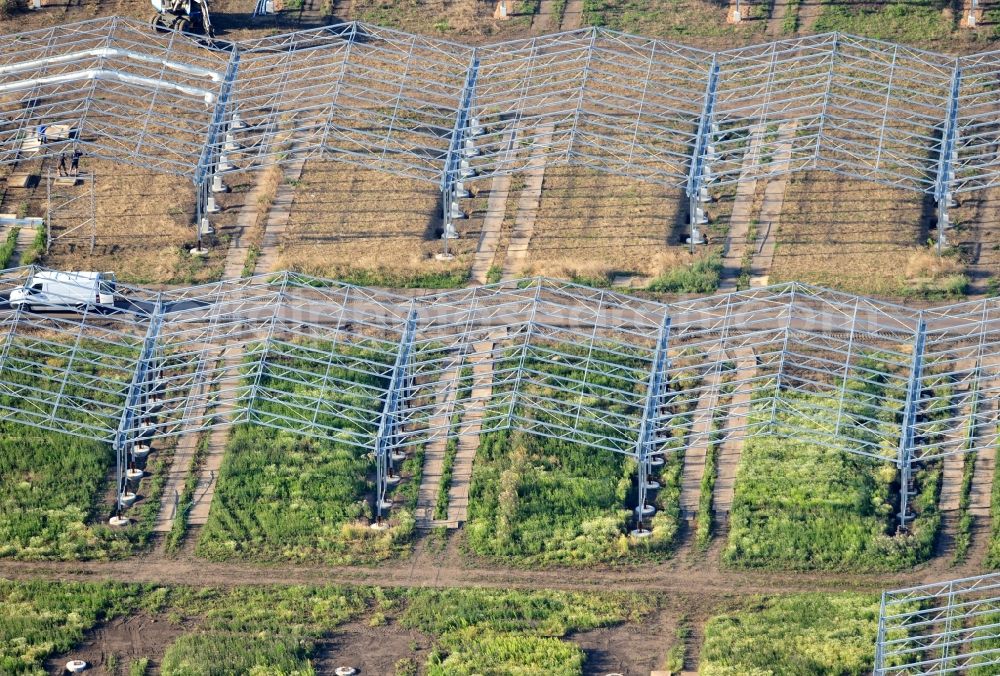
725 360 939 571
647 254 723 294
813 0 951 42
583 0 765 38
0 579 138 675
700 593 880 675
198 340 419 564
401 588 651 676
0 339 165 561
466 341 684 565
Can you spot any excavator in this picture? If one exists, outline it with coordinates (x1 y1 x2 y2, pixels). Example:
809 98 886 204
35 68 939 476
150 0 215 37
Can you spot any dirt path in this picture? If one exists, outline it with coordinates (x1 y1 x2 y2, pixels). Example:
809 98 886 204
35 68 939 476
964 187 1000 296
713 349 756 517
9 225 37 266
718 125 764 292
748 121 796 287
221 174 270 279
253 156 306 275
970 353 1000 517
2 528 992 599
679 349 724 519
767 0 793 36
561 0 583 29
415 367 460 527
531 0 556 31
469 173 512 284
501 123 554 280
447 336 498 524
187 346 243 527
796 0 823 33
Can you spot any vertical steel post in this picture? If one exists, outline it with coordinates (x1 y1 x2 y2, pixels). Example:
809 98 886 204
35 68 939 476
685 55 720 252
634 312 672 526
896 315 926 532
934 64 961 253
873 590 888 675
440 52 480 255
113 294 164 514
373 303 418 520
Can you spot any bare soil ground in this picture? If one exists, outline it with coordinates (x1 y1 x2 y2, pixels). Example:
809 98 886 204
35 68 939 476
769 171 930 295
313 620 435 676
571 608 679 675
46 612 188 676
952 185 1000 295
524 166 688 282
275 159 476 284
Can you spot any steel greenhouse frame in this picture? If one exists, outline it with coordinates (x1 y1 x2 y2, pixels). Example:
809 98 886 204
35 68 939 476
0 266 997 528
4 18 1000 250
876 572 1000 674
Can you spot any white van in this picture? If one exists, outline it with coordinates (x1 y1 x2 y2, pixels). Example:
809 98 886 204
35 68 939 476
10 271 117 312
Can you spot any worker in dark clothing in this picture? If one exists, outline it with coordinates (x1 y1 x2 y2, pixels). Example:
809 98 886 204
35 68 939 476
57 153 68 177
70 150 81 176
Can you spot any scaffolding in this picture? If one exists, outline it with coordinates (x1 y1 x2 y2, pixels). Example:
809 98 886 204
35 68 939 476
4 18 1000 252
875 571 1000 674
0 266 997 527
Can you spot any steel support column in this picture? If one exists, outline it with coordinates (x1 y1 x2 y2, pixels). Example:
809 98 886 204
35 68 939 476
373 303 418 522
193 48 241 249
934 64 961 253
896 315 926 531
112 295 164 515
440 52 480 256
685 55 719 252
633 311 672 531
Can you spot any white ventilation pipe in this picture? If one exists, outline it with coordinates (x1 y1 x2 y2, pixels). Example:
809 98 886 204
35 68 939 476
0 47 223 82
0 69 217 104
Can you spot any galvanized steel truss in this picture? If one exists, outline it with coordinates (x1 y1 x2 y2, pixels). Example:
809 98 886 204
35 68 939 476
876 572 1000 674
6 19 1000 246
0 267 999 523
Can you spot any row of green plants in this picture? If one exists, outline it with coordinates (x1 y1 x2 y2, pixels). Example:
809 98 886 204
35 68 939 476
434 412 461 521
0 339 169 561
986 436 1000 567
465 344 702 565
813 0 952 42
0 226 19 269
9 578 941 675
700 593 881 675
1 579 654 675
724 356 941 571
198 339 421 564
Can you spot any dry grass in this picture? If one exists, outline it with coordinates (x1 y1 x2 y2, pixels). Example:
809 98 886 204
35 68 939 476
769 172 930 295
28 157 225 284
274 159 475 286
522 166 689 282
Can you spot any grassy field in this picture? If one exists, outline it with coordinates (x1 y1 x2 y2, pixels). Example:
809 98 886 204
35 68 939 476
0 579 138 675
770 172 965 297
812 0 952 42
1 579 655 675
465 345 696 565
700 593 881 675
0 339 166 561
524 167 687 285
197 339 421 564
724 361 940 571
581 0 767 43
275 161 473 287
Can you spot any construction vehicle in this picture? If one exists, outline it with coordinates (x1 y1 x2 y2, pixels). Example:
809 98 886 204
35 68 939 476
150 0 215 37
